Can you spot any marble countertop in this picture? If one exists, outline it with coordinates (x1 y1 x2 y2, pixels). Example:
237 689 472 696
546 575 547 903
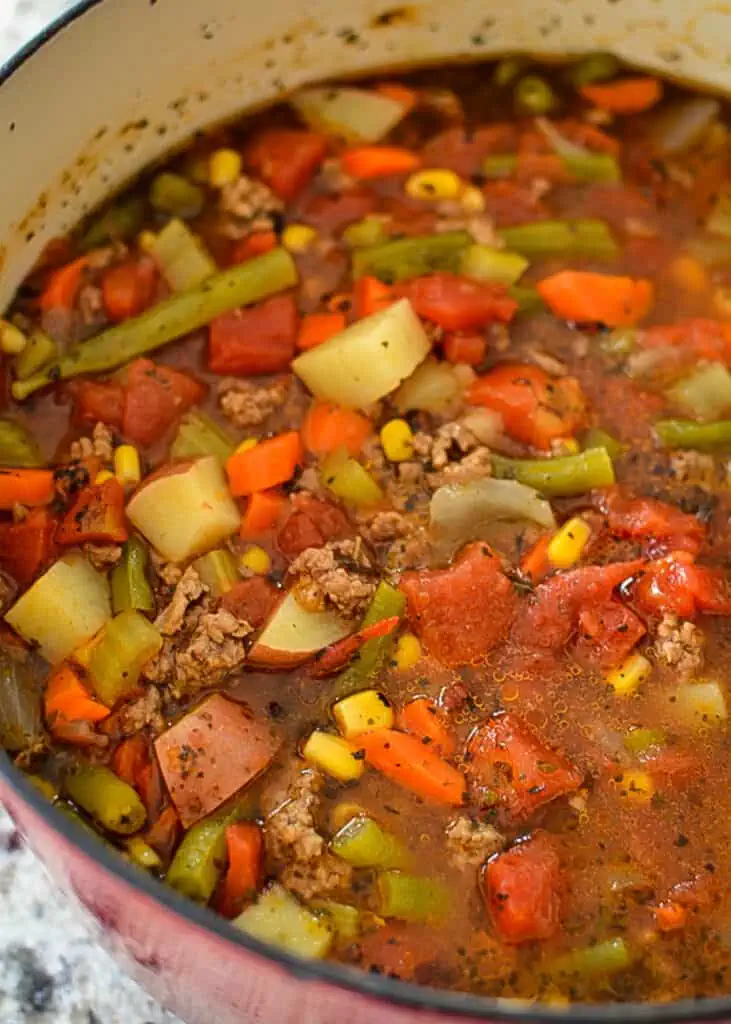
0 4 181 1023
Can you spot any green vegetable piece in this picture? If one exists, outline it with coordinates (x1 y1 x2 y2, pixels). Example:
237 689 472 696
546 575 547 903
377 871 450 923
81 197 146 251
666 362 731 422
494 56 530 87
334 581 406 697
14 328 58 381
499 219 618 261
236 883 333 959
481 154 518 180
561 152 621 184
599 327 636 359
149 172 205 220
111 537 155 615
623 727 666 756
352 231 472 283
707 189 731 238
460 244 528 286
167 796 254 902
13 248 298 401
65 765 146 835
342 216 390 249
150 218 217 292
582 428 624 461
89 610 163 706
568 53 621 87
125 836 163 870
515 75 558 115
171 411 236 463
492 448 615 497
654 419 731 451
321 449 384 507
552 937 632 978
310 899 360 941
0 420 44 468
0 651 43 752
509 285 545 315
331 815 410 870
194 548 240 598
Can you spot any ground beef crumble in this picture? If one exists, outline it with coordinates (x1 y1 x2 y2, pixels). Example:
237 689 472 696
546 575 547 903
84 543 123 571
69 422 115 463
218 377 289 429
445 816 505 870
218 174 284 239
155 566 207 636
652 614 705 677
288 539 376 619
105 686 165 738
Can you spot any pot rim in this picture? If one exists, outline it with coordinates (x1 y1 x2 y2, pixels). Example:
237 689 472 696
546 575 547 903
3 4 731 1021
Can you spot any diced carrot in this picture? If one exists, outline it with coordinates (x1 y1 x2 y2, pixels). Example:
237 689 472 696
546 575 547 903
44 664 110 727
0 469 55 510
101 258 157 322
376 82 418 113
296 312 346 351
353 276 395 318
40 256 88 312
654 901 688 933
230 230 277 265
341 147 421 180
397 697 456 757
537 271 654 327
520 533 552 583
443 332 486 366
240 490 288 539
217 822 264 918
111 734 150 787
581 77 663 115
301 400 372 457
226 430 303 497
356 728 466 806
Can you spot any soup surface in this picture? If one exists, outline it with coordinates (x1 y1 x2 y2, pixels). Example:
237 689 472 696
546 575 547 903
3 56 731 1004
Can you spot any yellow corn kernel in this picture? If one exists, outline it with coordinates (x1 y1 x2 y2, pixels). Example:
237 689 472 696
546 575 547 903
669 256 709 295
0 319 27 355
380 419 414 462
282 224 318 253
209 147 243 188
333 689 394 739
138 230 158 253
239 545 271 576
114 445 141 489
611 770 655 804
405 169 463 202
460 184 486 214
302 731 365 783
394 632 422 671
547 516 592 570
606 653 651 697
235 437 258 454
94 470 115 485
713 287 731 320
330 801 367 832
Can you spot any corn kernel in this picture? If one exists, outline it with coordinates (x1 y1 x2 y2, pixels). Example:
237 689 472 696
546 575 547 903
406 168 463 202
302 731 365 783
94 470 115 485
0 319 27 355
209 147 243 188
606 653 651 697
239 545 271 576
380 419 414 462
282 224 318 253
333 689 394 739
235 437 258 454
713 287 731 320
394 632 422 671
611 770 655 804
669 256 709 295
547 516 592 570
114 445 141 488
138 230 158 253
460 185 486 214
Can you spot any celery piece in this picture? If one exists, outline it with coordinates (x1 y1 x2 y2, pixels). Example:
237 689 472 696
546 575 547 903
509 285 544 315
89 610 162 706
149 172 205 220
194 548 240 598
623 727 666 756
167 796 254 902
111 537 154 615
481 154 518 180
460 244 528 286
342 216 390 249
334 581 406 697
81 196 146 251
581 427 624 461
654 419 731 451
65 765 146 835
707 189 731 238
494 56 530 87
492 448 615 497
568 53 621 87
552 937 632 978
499 219 618 261
309 899 360 941
236 883 333 959
515 75 558 116
352 230 472 283
331 815 410 870
150 218 217 292
14 328 58 381
13 248 298 400
321 449 384 507
0 650 43 753
171 411 235 463
666 362 731 422
562 152 621 184
0 420 44 468
377 871 449 923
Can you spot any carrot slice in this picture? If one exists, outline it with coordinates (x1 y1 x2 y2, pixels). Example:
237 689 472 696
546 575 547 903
443 332 486 366
537 271 653 327
519 533 552 583
341 146 421 180
655 901 688 932
231 230 277 264
356 728 466 806
226 431 303 497
217 822 264 918
240 490 288 539
296 312 346 351
353 276 395 319
581 77 663 115
0 469 55 510
301 400 372 457
397 697 456 757
40 256 88 312
44 664 110 726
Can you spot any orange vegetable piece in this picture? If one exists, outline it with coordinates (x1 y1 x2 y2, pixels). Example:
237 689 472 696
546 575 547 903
581 77 663 115
230 230 277 264
301 400 372 457
40 256 88 312
519 533 552 584
44 664 110 727
655 901 688 933
226 430 303 497
296 312 346 351
240 490 288 539
356 728 466 806
111 734 150 787
537 271 654 328
101 259 157 322
442 332 486 366
376 82 418 113
0 469 55 510
341 147 421 180
353 276 395 319
397 697 456 757
217 822 264 918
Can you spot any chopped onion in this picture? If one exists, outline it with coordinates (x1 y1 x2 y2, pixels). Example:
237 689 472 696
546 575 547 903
666 362 731 422
536 117 590 161
0 651 43 753
393 357 462 414
291 87 407 144
460 408 504 446
650 98 720 156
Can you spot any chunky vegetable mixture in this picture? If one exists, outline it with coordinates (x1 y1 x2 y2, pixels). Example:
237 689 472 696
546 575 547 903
3 54 731 1003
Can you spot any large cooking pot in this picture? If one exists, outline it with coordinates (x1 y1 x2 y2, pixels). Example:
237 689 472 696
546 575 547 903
1 2 731 1021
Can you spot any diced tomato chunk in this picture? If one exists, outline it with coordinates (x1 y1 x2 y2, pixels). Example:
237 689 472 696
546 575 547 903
220 577 280 629
0 507 57 586
296 190 376 233
442 332 486 366
421 125 519 177
276 494 352 559
574 600 646 669
56 478 128 546
639 318 731 366
633 553 731 618
208 294 298 375
400 542 517 665
600 488 705 556
101 258 157 322
122 358 205 447
246 129 328 200
74 380 126 431
397 273 517 331
482 833 561 944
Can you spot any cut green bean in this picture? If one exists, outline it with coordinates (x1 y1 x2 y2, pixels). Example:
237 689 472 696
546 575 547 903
236 883 333 959
342 216 390 249
334 581 406 697
552 937 632 978
481 154 518 180
515 75 558 115
0 421 44 468
509 285 545 315
582 428 624 461
194 548 240 598
149 172 205 220
499 219 618 261
12 247 298 400
81 197 146 251
65 765 146 835
460 244 528 286
377 871 449 923
494 56 530 87
492 448 615 497
111 537 155 615
654 419 731 450
568 53 621 87
167 796 254 902
352 231 472 283
331 815 410 870
14 328 58 381
171 411 236 464
561 152 621 184
623 727 666 756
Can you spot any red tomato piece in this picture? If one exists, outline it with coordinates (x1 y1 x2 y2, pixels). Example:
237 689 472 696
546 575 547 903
483 833 561 944
0 508 57 586
74 380 125 431
397 273 517 331
56 478 128 546
400 542 517 665
296 190 376 233
420 125 519 177
574 600 646 669
276 494 352 560
101 258 157 322
220 577 280 629
600 488 704 556
639 319 731 366
123 359 205 447
246 130 328 200
634 554 731 618
208 295 298 376
442 332 486 366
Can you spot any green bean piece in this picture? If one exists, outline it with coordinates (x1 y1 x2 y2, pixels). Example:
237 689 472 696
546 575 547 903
149 172 205 220
194 548 240 598
492 448 615 498
481 154 518 180
460 244 528 286
623 727 666 756
310 899 360 941
0 651 43 752
125 836 163 871
377 871 450 923
599 327 636 359
508 285 545 315
171 411 236 464
582 428 624 461
331 815 411 870
12 247 298 400
351 231 472 283
81 197 146 251
342 216 390 249
552 937 632 978
334 581 406 697
236 883 333 959
167 797 254 902
65 765 146 835
494 56 530 87
666 362 731 422
568 53 621 87
0 420 44 468
561 152 621 184
654 419 731 451
111 537 155 615
515 75 558 116
14 328 58 381
498 219 618 261
89 610 163 706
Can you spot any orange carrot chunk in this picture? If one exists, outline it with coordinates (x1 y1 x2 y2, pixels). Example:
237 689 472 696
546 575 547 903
40 256 88 312
296 312 346 351
44 664 110 726
226 431 303 497
537 271 653 327
0 469 55 510
397 698 457 757
581 77 663 115
301 400 372 457
356 728 466 806
341 147 421 180
217 821 264 918
240 490 288 539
